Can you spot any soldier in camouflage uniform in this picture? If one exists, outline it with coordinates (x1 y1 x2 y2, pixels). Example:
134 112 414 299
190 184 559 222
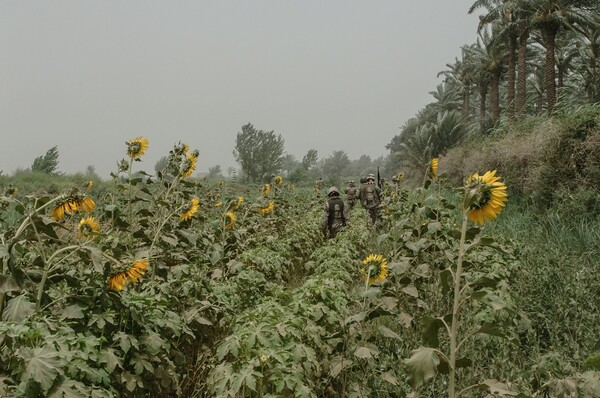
322 187 350 239
359 174 382 226
344 181 358 209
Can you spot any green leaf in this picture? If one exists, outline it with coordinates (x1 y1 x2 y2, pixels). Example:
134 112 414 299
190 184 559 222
121 372 138 392
0 275 20 293
475 323 505 338
60 304 84 320
440 269 453 296
354 347 374 359
421 317 445 348
86 247 105 273
402 285 419 298
20 347 64 392
405 347 439 389
141 332 165 355
381 371 398 386
100 349 122 374
377 234 390 245
3 294 34 321
48 379 88 398
483 379 518 396
378 325 401 340
399 312 413 328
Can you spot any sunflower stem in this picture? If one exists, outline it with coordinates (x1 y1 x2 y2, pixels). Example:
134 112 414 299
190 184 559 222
448 216 468 398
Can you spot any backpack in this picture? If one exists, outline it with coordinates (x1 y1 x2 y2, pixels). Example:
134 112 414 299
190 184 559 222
328 197 346 229
361 183 379 206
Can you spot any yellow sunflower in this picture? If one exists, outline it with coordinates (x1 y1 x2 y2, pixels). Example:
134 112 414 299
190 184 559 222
181 197 200 221
107 259 149 291
462 170 508 224
84 180 93 189
78 216 100 238
108 272 128 291
430 158 439 179
261 184 271 196
126 136 149 159
214 201 223 207
225 210 236 230
360 254 388 284
181 153 197 178
274 176 283 187
258 201 275 216
236 196 244 207
52 195 95 221
126 259 149 283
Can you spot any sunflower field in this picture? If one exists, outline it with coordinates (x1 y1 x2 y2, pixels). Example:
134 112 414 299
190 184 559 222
1 138 599 398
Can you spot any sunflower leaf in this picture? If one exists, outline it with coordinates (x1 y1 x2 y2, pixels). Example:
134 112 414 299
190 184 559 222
405 347 439 389
19 347 64 392
3 294 34 321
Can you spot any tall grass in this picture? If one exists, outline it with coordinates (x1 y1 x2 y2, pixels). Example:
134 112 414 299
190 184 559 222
487 199 600 366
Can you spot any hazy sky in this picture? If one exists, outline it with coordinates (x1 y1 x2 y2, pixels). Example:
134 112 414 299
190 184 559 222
0 1 481 178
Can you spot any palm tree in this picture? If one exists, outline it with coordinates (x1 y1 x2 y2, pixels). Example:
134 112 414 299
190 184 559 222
438 54 475 116
524 0 597 115
464 27 506 131
323 150 350 180
470 0 519 121
571 12 600 102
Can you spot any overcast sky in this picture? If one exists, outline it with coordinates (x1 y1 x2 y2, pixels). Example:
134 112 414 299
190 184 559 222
0 1 481 178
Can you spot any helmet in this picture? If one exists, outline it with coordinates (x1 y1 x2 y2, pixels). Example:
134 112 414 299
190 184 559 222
360 176 367 184
327 186 340 196
367 174 375 182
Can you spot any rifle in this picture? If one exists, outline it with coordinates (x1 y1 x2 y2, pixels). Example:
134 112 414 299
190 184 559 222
377 166 382 189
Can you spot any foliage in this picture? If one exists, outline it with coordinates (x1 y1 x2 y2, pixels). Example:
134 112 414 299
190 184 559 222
30 146 61 175
233 123 285 182
1 136 599 397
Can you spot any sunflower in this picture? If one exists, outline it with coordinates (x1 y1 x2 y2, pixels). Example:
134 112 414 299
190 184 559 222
108 272 128 291
84 180 93 189
181 197 200 221
274 176 283 187
430 158 439 179
462 170 508 224
236 196 244 207
126 136 149 159
78 216 100 238
181 152 198 178
126 259 149 283
214 201 223 207
52 195 95 221
261 184 271 196
258 201 275 216
107 259 149 291
225 210 236 230
360 254 388 284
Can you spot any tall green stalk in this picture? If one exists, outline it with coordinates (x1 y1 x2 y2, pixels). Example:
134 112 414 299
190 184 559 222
448 216 468 398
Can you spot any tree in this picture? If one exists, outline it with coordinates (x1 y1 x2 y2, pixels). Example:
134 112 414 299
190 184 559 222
233 123 285 182
470 0 519 122
85 165 98 178
281 154 299 176
302 149 318 170
323 150 350 180
207 165 223 179
525 0 597 115
31 146 60 174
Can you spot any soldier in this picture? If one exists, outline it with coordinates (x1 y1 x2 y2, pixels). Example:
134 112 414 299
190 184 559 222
322 187 350 239
359 174 382 226
344 180 358 209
